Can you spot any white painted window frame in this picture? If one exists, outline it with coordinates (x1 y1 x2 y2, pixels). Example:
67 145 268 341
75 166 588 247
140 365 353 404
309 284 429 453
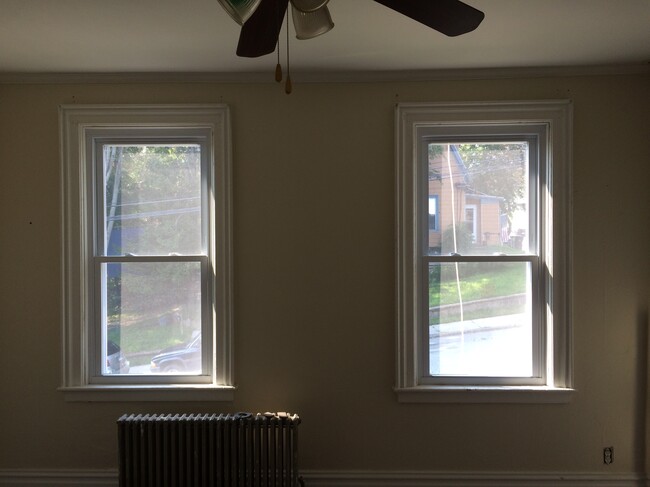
395 101 573 403
59 105 234 401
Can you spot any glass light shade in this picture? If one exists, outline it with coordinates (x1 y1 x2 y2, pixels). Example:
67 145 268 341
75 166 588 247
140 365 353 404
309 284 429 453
217 0 262 25
292 5 334 40
290 0 329 13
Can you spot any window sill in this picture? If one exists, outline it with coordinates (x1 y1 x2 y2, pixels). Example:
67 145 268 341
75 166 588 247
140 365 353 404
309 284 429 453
395 386 574 404
59 385 236 402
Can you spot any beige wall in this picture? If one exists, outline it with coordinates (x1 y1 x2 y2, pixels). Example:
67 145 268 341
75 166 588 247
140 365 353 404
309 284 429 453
0 73 648 475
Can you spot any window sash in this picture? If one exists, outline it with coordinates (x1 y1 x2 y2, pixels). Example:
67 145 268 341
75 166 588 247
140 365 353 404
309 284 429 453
419 133 542 257
92 136 210 257
88 255 212 385
418 254 545 386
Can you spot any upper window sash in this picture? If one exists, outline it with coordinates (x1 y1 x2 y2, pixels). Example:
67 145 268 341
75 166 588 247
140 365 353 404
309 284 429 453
91 134 211 258
417 129 544 258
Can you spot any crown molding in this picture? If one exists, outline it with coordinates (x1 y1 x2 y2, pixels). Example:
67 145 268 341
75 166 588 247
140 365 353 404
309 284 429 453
0 63 648 85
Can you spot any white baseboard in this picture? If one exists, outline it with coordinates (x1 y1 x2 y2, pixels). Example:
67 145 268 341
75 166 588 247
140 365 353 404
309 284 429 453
0 469 646 486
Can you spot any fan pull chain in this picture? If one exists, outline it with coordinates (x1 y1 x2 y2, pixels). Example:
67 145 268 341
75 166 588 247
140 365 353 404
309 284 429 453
275 39 282 82
285 11 292 94
274 0 282 83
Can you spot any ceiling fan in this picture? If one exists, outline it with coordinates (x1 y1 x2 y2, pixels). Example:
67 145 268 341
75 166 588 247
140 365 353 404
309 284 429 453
217 0 485 58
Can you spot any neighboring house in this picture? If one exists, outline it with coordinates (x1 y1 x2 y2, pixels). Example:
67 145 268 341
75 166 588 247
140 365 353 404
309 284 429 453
427 144 505 252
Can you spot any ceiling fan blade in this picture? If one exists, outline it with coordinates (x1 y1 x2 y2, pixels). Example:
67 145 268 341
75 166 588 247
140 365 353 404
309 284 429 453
237 0 290 57
373 0 484 37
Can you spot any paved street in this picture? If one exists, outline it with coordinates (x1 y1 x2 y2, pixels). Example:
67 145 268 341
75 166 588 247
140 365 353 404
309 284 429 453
129 364 152 374
429 313 532 376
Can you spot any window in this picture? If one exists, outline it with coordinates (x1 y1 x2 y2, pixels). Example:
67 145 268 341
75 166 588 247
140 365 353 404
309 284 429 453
428 195 439 232
60 105 233 401
396 101 572 403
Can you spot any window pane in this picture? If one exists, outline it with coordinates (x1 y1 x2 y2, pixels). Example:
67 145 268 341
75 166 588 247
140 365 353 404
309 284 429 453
102 145 202 256
101 262 202 375
428 196 438 231
428 143 529 256
428 261 532 377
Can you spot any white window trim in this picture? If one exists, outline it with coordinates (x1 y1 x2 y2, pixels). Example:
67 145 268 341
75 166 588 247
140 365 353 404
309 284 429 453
395 100 573 403
59 104 234 401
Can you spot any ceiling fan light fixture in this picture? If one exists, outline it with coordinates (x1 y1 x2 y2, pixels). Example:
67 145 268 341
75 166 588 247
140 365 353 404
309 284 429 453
291 4 334 40
217 0 262 25
290 0 329 13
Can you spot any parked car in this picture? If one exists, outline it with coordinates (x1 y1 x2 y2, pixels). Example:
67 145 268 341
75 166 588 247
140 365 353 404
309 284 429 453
107 340 130 374
150 333 201 374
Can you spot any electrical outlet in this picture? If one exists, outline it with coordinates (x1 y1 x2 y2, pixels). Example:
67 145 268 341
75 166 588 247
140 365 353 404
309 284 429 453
603 446 614 465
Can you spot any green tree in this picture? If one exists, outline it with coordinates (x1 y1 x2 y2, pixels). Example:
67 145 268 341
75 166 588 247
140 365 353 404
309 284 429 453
105 145 202 256
455 143 527 219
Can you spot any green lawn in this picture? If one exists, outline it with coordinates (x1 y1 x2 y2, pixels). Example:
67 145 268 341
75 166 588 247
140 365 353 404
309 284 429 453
429 263 526 307
108 318 195 365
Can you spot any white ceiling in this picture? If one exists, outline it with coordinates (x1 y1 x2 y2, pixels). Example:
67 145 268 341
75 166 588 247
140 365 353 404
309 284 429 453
1 0 649 76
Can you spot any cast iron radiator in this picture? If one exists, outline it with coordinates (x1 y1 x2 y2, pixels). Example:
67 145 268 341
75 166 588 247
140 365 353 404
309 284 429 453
117 412 301 487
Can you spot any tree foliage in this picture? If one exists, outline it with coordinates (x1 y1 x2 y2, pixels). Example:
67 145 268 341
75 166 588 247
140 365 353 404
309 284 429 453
455 143 527 219
105 145 202 256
